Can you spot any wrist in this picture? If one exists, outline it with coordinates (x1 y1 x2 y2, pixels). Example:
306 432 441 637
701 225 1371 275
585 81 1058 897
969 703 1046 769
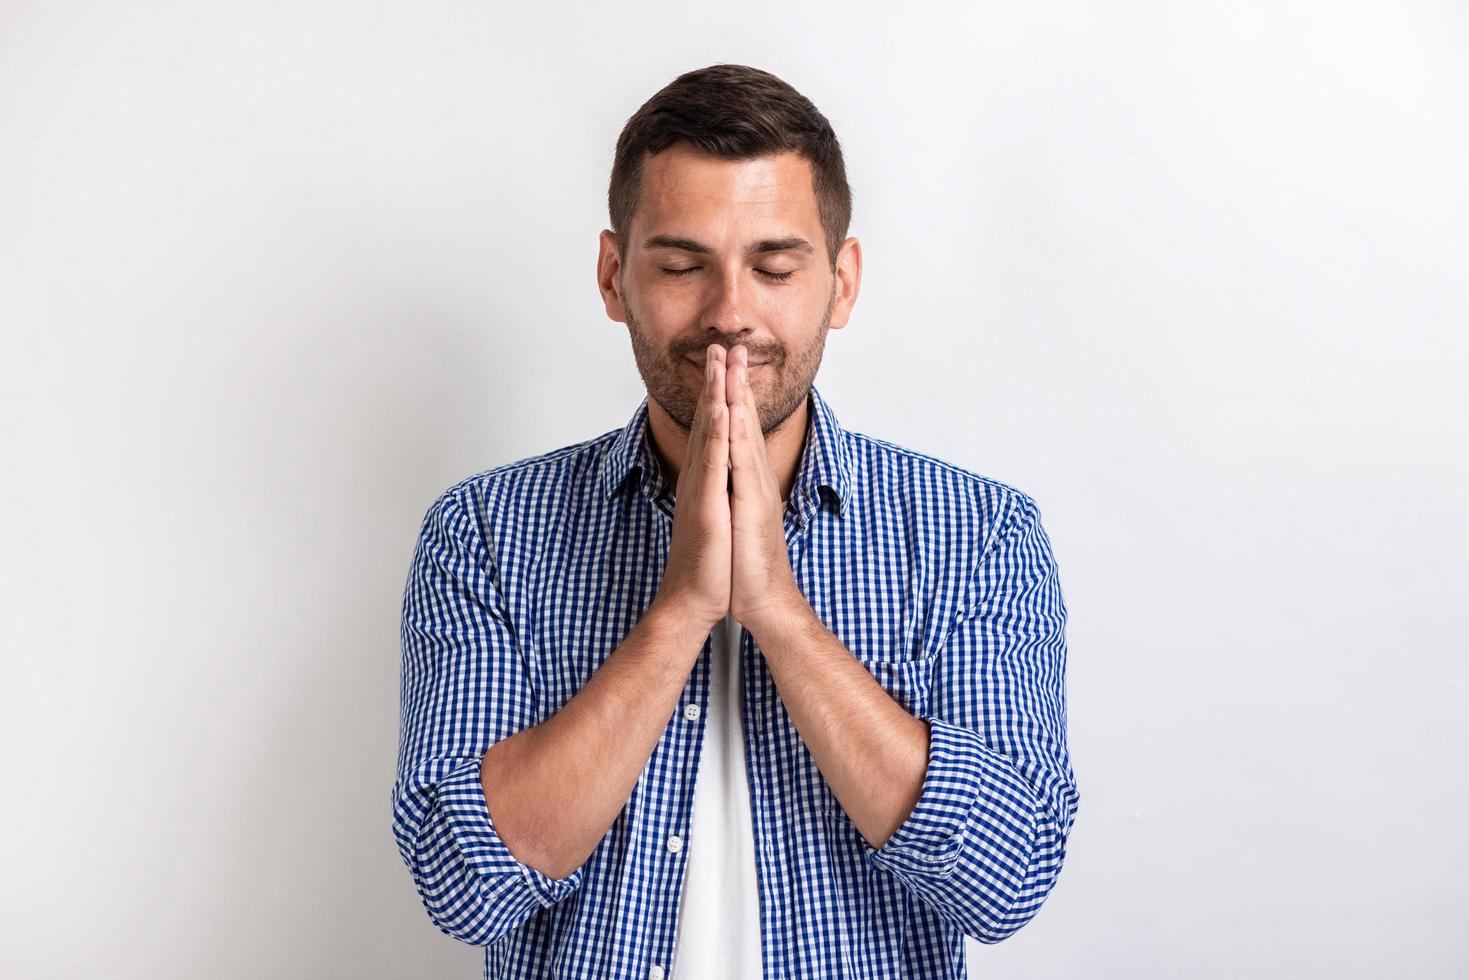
643 594 718 652
740 588 812 642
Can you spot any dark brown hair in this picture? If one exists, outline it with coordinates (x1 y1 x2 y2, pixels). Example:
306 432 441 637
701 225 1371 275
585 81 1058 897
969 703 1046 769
608 64 852 271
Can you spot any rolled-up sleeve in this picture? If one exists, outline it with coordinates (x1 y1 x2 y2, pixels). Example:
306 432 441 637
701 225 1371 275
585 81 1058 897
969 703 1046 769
855 492 1080 943
390 490 585 947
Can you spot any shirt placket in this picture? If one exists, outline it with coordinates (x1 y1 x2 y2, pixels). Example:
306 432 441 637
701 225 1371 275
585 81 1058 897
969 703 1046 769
643 474 816 980
744 502 811 980
644 482 720 980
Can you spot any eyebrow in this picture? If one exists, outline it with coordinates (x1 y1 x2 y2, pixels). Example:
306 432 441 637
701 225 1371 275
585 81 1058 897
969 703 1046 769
641 234 816 257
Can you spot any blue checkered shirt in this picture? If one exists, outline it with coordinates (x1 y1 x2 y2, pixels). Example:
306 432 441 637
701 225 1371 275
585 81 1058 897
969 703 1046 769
391 383 1080 979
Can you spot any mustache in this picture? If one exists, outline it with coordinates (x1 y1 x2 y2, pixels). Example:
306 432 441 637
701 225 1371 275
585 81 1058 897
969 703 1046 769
681 346 777 364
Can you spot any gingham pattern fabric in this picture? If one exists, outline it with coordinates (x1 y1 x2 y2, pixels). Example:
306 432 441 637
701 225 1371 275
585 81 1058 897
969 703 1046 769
391 383 1080 980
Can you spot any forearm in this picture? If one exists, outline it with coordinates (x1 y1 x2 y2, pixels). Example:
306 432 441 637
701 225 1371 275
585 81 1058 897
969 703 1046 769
480 597 709 879
751 601 930 851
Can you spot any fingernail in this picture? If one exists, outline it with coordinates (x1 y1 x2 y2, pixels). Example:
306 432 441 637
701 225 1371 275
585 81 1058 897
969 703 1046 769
707 358 714 380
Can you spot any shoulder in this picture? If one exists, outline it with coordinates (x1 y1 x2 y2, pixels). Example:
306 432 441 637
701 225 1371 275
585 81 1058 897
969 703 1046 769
420 428 622 535
847 431 1061 620
844 428 1041 543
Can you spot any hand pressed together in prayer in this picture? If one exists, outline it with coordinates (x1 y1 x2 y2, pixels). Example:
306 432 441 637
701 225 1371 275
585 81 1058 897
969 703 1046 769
658 341 804 637
721 343 804 635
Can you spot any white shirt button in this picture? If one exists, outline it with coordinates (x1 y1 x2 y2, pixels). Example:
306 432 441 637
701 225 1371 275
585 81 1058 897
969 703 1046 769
666 834 683 853
683 703 700 721
648 966 665 980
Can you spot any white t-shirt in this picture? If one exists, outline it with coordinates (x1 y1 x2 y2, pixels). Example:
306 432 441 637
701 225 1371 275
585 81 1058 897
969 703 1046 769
670 610 763 977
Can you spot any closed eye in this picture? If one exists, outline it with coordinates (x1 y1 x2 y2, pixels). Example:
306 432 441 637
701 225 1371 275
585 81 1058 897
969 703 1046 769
662 267 795 282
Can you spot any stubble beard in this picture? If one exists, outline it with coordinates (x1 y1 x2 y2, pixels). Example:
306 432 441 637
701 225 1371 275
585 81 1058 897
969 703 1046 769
622 272 836 439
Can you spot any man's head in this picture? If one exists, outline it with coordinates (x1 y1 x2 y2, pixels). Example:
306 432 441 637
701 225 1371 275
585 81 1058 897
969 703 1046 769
597 64 862 437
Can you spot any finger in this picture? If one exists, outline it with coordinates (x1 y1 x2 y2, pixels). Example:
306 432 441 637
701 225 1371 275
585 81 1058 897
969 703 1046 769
727 345 758 495
681 343 716 476
738 346 767 465
702 345 729 482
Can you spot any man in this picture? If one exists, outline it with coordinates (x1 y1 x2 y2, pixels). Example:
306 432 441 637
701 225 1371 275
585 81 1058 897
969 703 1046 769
391 63 1079 980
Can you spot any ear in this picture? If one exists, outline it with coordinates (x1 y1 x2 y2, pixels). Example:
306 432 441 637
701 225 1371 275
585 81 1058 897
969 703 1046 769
826 236 862 331
597 229 629 324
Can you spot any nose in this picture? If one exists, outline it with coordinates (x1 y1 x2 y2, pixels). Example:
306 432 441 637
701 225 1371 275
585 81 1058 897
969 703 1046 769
699 267 747 336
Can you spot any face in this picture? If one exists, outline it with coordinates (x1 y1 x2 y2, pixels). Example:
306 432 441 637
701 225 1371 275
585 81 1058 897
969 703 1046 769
598 144 861 436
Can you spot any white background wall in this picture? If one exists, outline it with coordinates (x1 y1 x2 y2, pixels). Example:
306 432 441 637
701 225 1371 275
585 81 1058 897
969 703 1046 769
2 1 1465 977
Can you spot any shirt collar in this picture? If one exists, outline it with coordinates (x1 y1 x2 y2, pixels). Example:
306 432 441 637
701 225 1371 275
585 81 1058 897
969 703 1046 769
599 381 852 521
